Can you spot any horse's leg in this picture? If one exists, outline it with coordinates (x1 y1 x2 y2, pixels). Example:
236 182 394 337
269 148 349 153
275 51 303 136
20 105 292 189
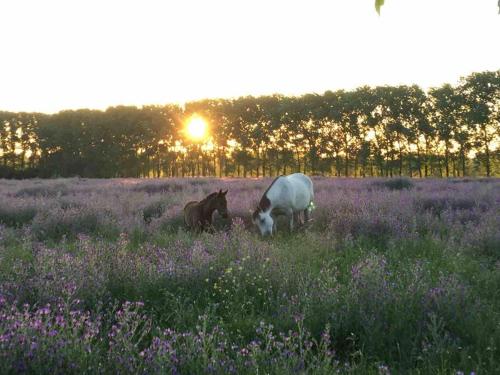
287 209 294 232
269 211 280 235
304 208 310 223
293 212 301 228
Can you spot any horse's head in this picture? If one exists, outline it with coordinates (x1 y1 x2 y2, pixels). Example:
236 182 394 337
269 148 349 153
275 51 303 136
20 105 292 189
213 189 229 219
252 207 273 236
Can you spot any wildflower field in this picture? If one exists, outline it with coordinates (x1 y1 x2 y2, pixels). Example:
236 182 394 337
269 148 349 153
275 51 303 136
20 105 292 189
0 177 499 374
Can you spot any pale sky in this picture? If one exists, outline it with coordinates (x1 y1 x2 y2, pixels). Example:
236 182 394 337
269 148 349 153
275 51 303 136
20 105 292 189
0 0 499 113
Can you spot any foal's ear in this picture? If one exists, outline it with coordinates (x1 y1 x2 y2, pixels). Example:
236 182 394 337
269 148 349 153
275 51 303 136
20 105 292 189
222 189 228 196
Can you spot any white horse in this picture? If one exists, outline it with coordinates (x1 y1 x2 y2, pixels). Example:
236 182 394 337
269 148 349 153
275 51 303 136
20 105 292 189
252 173 314 236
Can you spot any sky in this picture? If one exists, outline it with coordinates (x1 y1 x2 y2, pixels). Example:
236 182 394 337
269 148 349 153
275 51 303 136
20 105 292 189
0 0 499 113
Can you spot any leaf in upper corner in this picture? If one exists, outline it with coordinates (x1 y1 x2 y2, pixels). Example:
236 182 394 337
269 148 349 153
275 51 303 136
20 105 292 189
375 0 385 15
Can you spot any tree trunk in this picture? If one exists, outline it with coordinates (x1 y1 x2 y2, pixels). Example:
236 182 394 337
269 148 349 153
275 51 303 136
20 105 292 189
444 143 450 178
485 143 491 177
217 148 222 178
424 137 431 177
407 146 412 177
416 146 422 178
399 149 403 176
461 148 466 177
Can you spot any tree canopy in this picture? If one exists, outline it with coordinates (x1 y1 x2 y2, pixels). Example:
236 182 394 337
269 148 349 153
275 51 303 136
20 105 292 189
0 70 499 178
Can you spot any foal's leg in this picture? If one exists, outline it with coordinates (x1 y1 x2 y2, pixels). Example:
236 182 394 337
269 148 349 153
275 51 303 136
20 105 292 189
196 220 203 233
207 223 216 234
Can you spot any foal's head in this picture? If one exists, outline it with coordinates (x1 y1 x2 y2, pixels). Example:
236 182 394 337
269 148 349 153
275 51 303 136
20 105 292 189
209 189 229 218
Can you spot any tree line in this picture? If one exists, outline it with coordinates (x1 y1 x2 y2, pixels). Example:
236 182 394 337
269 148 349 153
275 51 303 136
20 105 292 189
0 70 499 179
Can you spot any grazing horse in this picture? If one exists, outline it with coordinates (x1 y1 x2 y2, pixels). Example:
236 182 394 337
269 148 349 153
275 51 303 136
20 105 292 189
252 173 314 236
184 189 229 232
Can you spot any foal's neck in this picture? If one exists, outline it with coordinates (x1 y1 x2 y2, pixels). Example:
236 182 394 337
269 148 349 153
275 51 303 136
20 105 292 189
202 198 218 218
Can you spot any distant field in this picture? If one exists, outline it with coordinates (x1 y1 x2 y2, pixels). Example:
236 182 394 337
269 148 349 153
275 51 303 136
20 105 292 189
0 177 499 374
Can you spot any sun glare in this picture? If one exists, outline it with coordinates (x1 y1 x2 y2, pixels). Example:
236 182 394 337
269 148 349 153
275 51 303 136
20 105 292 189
186 116 208 141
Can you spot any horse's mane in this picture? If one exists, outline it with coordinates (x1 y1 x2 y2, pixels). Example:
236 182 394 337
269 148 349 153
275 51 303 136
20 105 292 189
258 175 283 212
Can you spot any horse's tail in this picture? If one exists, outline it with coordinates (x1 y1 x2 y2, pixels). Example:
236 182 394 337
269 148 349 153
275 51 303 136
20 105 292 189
308 179 315 209
307 187 315 219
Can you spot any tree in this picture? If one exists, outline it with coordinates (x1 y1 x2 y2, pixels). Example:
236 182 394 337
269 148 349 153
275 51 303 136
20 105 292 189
460 71 500 177
1 70 499 179
428 85 466 177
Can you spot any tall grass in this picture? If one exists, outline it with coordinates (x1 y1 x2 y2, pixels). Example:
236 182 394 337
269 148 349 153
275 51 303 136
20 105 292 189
0 177 498 374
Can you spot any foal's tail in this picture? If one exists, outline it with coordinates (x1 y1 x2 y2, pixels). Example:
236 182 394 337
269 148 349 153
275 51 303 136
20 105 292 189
183 201 198 229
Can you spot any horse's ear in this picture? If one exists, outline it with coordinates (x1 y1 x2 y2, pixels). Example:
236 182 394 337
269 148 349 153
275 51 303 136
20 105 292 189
218 189 223 195
222 189 228 196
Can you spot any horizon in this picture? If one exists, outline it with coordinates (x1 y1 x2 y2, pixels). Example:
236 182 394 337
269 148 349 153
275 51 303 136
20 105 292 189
1 0 499 113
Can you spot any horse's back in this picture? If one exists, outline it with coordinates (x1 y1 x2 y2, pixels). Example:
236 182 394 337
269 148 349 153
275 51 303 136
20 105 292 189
288 173 313 210
271 173 313 211
286 173 313 195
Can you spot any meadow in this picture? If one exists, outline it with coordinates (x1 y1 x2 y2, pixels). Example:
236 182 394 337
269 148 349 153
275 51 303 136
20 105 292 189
0 176 499 374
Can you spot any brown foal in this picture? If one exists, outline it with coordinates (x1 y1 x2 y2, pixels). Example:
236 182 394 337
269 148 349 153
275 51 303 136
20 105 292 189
183 189 228 232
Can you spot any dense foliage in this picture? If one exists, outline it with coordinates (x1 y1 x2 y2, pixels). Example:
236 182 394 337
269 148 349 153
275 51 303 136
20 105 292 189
0 70 499 179
0 177 499 373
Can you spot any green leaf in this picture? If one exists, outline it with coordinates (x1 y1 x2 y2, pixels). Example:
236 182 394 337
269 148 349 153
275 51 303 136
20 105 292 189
375 0 384 15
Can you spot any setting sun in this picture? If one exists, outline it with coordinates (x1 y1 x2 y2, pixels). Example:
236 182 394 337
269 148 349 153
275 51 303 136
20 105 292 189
186 116 208 141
